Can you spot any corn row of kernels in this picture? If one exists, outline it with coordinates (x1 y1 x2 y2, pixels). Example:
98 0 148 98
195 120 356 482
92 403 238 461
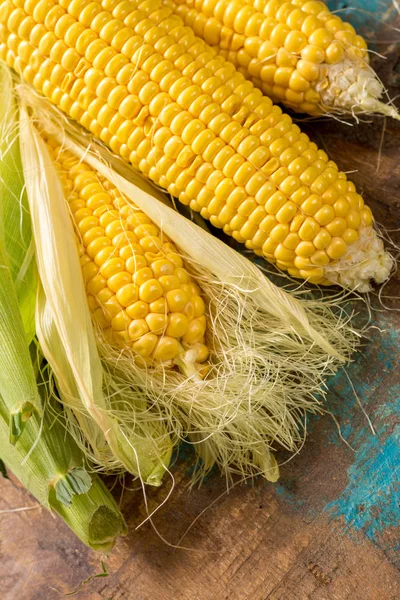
168 0 368 113
44 138 208 365
0 0 372 285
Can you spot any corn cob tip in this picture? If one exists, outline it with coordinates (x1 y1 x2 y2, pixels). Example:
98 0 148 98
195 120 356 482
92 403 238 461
324 227 393 292
318 60 399 120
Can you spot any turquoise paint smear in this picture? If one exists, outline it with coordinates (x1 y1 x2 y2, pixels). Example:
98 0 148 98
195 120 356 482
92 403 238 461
319 316 399 565
325 390 400 565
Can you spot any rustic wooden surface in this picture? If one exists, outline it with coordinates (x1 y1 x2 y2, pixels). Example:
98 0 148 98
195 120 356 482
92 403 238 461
0 4 399 600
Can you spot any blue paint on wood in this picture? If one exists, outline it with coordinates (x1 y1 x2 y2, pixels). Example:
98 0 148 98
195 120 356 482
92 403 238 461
323 317 399 563
274 308 399 561
325 396 399 542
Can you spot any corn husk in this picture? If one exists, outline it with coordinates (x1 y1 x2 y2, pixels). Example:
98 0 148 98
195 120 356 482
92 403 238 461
18 102 172 486
0 65 36 341
0 372 127 551
0 65 40 442
0 65 126 549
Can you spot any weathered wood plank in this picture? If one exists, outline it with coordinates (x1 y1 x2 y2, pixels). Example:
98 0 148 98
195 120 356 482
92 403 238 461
0 4 399 599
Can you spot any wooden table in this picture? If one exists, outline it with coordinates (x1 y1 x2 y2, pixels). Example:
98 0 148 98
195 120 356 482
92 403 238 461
0 5 399 600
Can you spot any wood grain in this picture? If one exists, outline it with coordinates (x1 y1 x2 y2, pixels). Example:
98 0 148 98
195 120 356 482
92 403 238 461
1 9 399 600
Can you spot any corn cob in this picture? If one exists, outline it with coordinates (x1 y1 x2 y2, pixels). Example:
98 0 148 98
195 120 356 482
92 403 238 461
0 0 392 290
167 0 399 119
45 137 209 369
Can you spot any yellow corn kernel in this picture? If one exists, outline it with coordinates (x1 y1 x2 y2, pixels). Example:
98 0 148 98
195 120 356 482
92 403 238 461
189 342 209 363
274 244 295 262
93 307 109 328
148 297 166 313
283 232 301 250
313 228 332 250
295 241 315 257
299 217 320 240
87 274 107 295
296 60 320 82
333 198 350 217
151 258 175 277
97 287 114 305
310 250 329 266
145 313 169 334
276 201 297 224
265 191 286 215
346 209 361 229
133 267 153 286
325 41 344 64
116 283 139 307
325 217 347 237
182 316 207 344
294 256 313 270
126 254 147 272
301 194 322 215
128 318 149 341
166 312 190 337
314 205 335 226
153 336 180 361
100 257 124 279
301 44 325 63
87 294 98 313
326 237 347 259
108 271 132 293
132 332 159 357
259 215 278 234
78 216 99 234
103 296 123 320
166 288 190 312
86 237 111 259
174 267 191 284
361 207 373 226
94 247 115 267
192 295 206 317
82 261 99 283
139 278 164 302
126 300 149 319
309 28 333 49
274 66 294 88
111 310 130 332
284 30 307 53
157 275 180 292
342 228 359 245
299 267 324 282
269 223 290 243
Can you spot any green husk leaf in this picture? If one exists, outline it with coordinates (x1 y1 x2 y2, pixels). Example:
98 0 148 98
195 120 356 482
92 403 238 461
0 65 125 548
0 65 40 442
55 466 92 507
0 458 8 479
0 240 41 442
0 63 37 342
0 373 126 550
